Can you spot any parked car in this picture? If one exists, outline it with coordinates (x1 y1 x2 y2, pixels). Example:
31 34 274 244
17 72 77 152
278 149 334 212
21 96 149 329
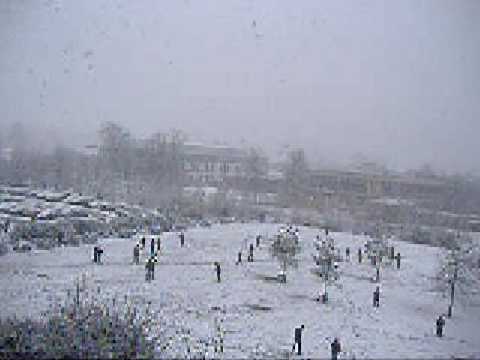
13 240 32 252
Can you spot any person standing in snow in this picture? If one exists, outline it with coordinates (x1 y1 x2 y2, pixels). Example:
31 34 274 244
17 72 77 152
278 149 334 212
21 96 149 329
133 243 140 265
157 237 161 252
373 286 380 307
345 247 350 261
96 246 103 264
396 252 401 269
237 251 242 265
215 262 221 283
248 243 254 262
150 255 156 280
141 237 145 249
57 232 64 247
293 325 304 356
256 235 261 248
150 238 155 257
179 232 185 247
436 315 445 337
93 246 98 263
145 258 151 281
331 338 341 360
358 248 362 263
390 246 395 260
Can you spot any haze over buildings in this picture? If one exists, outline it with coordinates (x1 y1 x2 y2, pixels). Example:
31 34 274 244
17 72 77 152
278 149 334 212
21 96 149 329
1 0 479 174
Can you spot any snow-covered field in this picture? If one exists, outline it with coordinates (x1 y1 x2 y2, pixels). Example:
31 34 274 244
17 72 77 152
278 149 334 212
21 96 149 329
1 223 479 359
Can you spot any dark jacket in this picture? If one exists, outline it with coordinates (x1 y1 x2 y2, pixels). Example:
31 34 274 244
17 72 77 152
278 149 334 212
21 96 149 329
331 339 341 354
294 327 302 342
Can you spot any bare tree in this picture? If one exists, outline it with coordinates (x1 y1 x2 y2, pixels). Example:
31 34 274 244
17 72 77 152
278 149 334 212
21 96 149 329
244 147 267 204
0 130 4 182
282 148 310 206
7 122 30 184
97 122 133 202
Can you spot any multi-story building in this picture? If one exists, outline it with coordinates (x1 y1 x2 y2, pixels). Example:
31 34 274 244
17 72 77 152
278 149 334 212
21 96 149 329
309 164 449 203
183 142 268 186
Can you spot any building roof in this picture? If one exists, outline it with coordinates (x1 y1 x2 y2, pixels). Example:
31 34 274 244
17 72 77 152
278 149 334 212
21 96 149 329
183 143 248 160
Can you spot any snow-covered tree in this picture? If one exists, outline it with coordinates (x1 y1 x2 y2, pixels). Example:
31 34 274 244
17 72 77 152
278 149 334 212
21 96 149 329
270 228 301 283
312 233 341 302
436 233 480 307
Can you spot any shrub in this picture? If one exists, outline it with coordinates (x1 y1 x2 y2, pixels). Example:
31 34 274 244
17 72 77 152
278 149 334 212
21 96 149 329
0 241 8 256
0 295 156 359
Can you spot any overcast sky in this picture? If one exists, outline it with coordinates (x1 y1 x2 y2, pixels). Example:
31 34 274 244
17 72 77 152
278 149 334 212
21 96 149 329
1 0 479 173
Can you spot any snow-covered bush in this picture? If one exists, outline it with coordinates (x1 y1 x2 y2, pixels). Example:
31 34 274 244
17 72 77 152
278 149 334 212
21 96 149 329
400 226 458 249
0 298 156 359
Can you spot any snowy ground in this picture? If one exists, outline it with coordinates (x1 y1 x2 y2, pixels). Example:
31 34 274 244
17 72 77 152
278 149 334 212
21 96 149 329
1 223 479 359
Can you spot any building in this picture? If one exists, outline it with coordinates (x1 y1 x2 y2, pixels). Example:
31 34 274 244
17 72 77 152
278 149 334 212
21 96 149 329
183 142 255 186
309 166 449 201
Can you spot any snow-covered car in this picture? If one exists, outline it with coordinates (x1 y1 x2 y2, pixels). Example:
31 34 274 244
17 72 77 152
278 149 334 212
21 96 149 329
36 237 56 250
199 219 212 228
218 216 235 224
13 240 32 252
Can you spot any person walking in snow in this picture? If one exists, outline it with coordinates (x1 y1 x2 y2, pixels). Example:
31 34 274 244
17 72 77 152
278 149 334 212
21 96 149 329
145 255 157 281
256 235 261 248
215 262 221 283
150 238 155 256
150 254 157 280
436 315 445 337
157 237 161 252
96 246 103 264
396 252 401 269
293 325 304 356
358 248 362 263
346 247 350 261
145 258 151 281
390 246 395 260
133 243 140 265
331 338 341 360
248 243 254 262
373 286 380 307
141 237 145 249
179 232 185 247
57 232 64 247
237 251 242 265
93 246 98 263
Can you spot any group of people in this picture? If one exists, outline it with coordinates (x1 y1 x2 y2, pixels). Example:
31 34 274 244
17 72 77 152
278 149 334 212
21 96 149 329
92 245 104 264
293 325 341 360
236 234 263 265
135 232 186 282
91 230 188 282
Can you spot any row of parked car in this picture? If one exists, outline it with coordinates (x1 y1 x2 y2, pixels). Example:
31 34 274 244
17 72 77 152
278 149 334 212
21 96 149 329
0 184 174 253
